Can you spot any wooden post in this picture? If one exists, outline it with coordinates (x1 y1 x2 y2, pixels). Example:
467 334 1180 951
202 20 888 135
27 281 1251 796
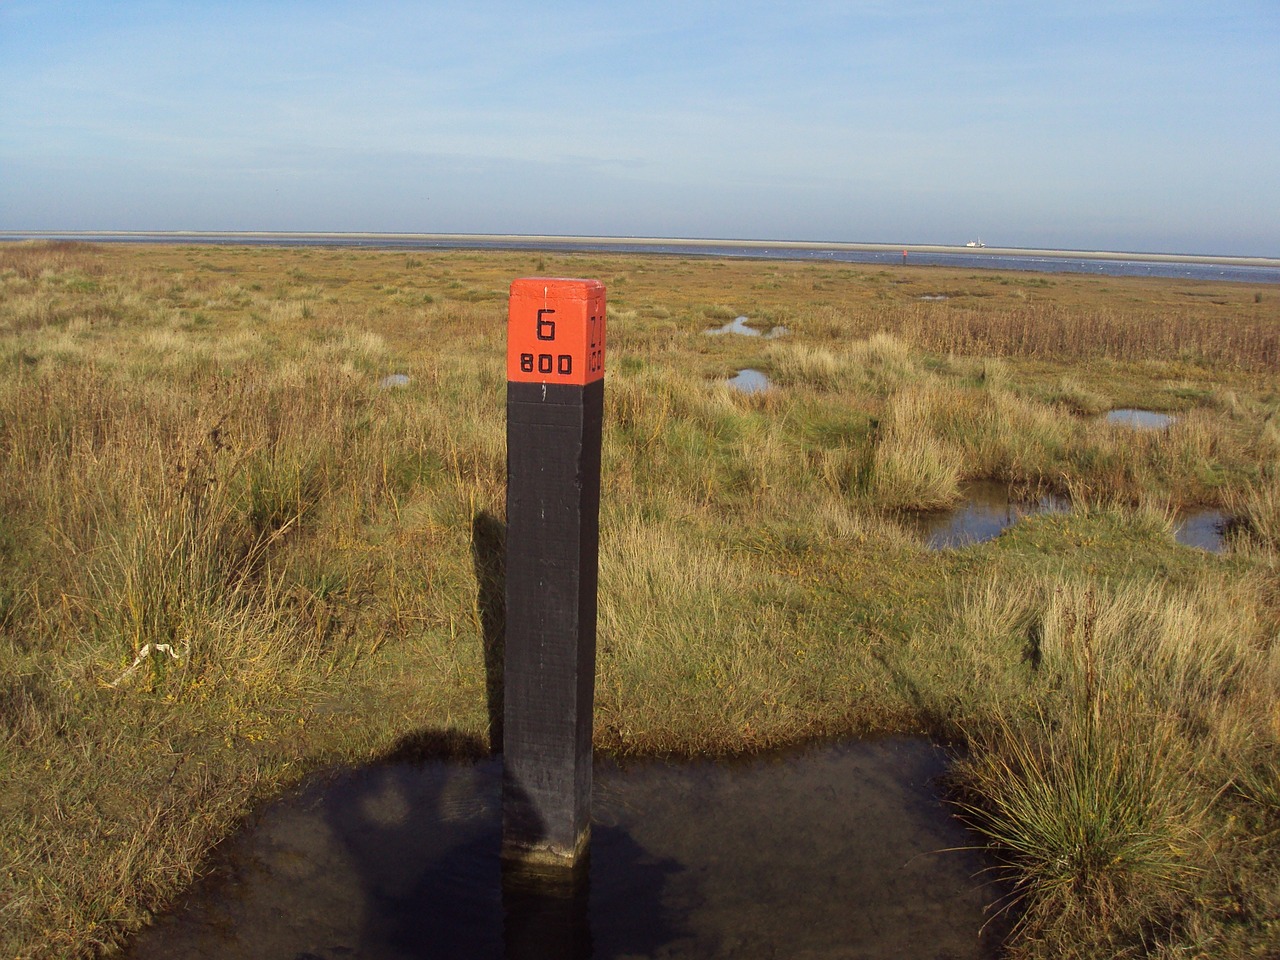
502 277 605 867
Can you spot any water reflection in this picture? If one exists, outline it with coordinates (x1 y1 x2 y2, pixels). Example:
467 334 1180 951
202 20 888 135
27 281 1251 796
910 480 1069 549
593 739 1001 959
123 738 1000 960
502 860 593 960
1174 508 1229 553
911 482 1230 554
1106 408 1175 429
704 316 788 338
725 369 772 394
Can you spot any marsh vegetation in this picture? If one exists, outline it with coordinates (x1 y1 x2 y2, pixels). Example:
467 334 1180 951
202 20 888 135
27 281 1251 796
1 241 1278 958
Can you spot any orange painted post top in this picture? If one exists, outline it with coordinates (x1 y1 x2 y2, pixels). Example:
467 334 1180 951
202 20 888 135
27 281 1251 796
507 278 606 386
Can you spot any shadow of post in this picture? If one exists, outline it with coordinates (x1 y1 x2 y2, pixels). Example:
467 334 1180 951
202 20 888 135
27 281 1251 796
471 511 506 754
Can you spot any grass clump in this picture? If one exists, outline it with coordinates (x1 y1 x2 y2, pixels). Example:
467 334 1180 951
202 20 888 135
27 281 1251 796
949 577 1279 957
962 709 1201 955
1233 471 1280 549
865 383 963 509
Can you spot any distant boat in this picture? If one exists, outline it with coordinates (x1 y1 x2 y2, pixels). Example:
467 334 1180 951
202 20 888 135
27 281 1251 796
965 238 986 248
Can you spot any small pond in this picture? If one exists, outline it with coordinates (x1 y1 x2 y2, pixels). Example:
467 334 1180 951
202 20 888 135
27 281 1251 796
909 480 1069 549
911 482 1230 553
724 368 772 394
1174 508 1230 553
704 316 788 339
1106 408 1175 429
123 738 1001 960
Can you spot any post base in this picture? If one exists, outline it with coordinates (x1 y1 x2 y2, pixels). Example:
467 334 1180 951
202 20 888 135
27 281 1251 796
501 825 592 871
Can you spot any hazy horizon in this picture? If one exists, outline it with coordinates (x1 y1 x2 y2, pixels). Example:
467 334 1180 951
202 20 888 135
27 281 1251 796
7 228 1280 263
2 3 1277 259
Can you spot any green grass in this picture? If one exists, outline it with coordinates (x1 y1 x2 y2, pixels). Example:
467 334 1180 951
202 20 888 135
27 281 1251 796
943 574 1280 956
1 240 1279 958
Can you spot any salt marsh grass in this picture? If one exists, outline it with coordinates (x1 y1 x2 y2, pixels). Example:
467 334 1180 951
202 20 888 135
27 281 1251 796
1 240 1278 958
949 576 1277 957
868 428 964 509
1232 472 1280 550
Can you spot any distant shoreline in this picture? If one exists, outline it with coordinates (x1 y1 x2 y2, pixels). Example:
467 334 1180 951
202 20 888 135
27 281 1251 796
3 230 1277 269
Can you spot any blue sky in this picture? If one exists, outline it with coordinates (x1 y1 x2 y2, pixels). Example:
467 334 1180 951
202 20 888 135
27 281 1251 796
1 1 1277 255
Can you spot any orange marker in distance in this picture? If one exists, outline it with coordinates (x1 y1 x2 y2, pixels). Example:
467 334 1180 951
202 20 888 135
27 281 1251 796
507 278 606 386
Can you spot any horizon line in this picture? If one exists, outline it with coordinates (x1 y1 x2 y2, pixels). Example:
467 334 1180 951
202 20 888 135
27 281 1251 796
2 230 1277 268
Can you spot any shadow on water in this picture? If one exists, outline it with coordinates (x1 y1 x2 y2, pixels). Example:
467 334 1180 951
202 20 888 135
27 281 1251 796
123 735 1003 960
471 511 505 753
123 730 685 960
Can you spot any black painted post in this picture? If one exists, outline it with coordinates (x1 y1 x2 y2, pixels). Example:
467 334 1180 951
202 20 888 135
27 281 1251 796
502 277 605 868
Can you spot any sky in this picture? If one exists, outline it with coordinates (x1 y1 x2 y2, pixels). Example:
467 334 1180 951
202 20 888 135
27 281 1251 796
1 1 1277 256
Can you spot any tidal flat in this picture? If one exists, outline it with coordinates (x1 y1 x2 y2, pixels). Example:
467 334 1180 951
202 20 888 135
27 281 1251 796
1 241 1278 958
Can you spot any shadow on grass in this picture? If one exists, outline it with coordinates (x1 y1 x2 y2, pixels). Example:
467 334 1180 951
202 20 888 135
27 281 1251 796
471 511 506 754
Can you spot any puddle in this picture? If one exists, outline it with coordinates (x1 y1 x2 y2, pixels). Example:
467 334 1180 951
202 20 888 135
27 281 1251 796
910 480 1070 549
704 315 788 338
1106 408 1175 429
378 373 411 389
918 294 949 301
1174 508 1229 553
124 738 1001 960
912 483 1229 554
725 368 771 394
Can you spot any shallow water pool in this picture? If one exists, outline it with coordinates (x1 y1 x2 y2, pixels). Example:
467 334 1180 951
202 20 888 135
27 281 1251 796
908 481 1069 549
724 368 772 393
910 482 1229 553
1106 408 1175 429
123 738 1002 960
703 316 787 339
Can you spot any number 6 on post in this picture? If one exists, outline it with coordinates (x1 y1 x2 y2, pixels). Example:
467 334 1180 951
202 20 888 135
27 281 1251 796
507 278 605 386
502 276 606 868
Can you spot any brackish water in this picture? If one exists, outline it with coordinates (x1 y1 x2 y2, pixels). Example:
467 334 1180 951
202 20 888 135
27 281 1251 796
911 481 1229 553
1174 508 1231 553
1106 408 1176 429
909 481 1070 549
704 316 787 338
123 738 1002 960
724 369 772 393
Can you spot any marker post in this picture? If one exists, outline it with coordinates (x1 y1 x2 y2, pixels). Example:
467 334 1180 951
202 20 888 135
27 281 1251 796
502 277 605 868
